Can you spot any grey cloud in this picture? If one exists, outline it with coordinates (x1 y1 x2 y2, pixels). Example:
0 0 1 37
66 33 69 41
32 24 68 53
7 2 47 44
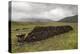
11 1 78 21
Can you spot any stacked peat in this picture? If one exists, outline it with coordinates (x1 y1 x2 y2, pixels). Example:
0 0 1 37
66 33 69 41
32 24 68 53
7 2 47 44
16 33 25 43
25 25 73 42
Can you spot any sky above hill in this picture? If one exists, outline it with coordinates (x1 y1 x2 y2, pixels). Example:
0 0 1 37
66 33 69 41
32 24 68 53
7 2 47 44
11 1 78 21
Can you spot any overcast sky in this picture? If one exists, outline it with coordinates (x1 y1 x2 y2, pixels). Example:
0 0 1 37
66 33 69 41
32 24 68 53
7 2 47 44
11 1 78 21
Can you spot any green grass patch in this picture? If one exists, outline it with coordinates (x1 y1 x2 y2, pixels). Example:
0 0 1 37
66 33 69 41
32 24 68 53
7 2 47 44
10 22 78 53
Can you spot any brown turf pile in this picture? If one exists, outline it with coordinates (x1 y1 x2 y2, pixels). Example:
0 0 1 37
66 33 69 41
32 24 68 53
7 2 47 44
25 25 73 42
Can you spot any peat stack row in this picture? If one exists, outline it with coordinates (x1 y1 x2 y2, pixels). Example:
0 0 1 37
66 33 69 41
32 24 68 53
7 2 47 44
25 25 73 42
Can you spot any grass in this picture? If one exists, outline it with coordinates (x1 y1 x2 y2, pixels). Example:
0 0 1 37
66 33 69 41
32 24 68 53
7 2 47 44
10 21 78 53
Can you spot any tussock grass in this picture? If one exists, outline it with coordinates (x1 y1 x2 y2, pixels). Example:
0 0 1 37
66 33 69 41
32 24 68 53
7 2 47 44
10 22 78 53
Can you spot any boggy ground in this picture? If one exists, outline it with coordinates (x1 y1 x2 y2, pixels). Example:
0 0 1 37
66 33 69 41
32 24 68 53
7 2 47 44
10 22 78 53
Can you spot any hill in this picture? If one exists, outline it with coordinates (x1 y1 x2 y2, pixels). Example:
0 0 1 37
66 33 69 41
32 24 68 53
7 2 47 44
13 18 54 22
59 15 78 23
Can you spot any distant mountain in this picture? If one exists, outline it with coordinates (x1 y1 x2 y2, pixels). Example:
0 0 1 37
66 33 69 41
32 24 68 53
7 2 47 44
59 15 78 23
16 18 54 22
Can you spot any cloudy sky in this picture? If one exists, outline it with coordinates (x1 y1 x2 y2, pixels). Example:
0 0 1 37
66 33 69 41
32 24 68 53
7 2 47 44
11 1 78 21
